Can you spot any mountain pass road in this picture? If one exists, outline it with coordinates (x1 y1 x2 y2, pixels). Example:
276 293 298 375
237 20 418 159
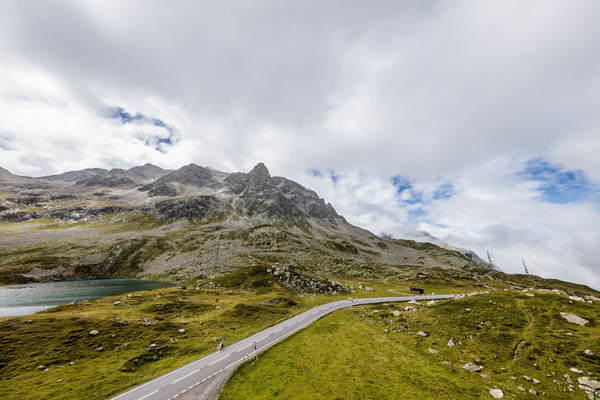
110 294 456 400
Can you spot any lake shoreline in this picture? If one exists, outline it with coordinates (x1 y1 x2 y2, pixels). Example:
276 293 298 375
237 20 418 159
0 278 173 318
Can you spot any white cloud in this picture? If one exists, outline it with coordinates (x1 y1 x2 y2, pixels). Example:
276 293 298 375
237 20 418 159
0 1 599 289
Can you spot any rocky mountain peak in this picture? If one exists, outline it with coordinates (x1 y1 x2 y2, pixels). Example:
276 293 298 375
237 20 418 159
247 162 271 182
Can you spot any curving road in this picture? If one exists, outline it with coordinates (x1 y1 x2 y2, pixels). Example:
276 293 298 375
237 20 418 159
110 294 456 400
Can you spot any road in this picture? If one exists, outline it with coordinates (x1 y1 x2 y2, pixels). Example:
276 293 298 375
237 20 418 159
109 294 456 400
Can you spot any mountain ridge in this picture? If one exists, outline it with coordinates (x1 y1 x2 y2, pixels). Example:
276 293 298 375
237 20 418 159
0 162 492 285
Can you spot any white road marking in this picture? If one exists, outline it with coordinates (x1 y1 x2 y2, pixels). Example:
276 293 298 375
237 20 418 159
171 370 197 384
208 355 228 366
138 390 159 400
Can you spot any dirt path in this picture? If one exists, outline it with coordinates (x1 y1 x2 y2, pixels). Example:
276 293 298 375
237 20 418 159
512 300 535 362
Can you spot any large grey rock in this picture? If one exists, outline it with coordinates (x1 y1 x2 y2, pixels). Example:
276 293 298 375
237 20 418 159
462 363 482 372
416 331 429 337
583 349 594 356
448 338 457 346
559 312 589 326
578 377 600 390
89 330 100 336
489 388 504 398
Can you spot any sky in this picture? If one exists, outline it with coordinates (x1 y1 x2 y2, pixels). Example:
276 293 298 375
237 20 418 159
1 0 600 290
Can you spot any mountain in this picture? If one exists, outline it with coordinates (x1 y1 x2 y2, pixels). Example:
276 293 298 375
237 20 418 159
0 163 493 285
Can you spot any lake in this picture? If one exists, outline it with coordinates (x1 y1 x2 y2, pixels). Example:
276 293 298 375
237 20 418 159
0 279 173 317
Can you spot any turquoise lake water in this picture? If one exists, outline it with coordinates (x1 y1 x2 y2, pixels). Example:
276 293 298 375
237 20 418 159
0 279 173 317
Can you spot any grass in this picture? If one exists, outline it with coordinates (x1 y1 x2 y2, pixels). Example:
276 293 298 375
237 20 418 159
0 285 324 400
220 290 600 399
0 266 599 400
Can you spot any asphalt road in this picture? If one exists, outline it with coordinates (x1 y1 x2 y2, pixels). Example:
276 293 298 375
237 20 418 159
109 294 456 400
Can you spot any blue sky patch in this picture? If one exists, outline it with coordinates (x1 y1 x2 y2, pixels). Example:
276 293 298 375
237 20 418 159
408 207 427 219
521 158 598 204
391 175 412 193
391 175 424 205
433 183 454 200
107 106 179 152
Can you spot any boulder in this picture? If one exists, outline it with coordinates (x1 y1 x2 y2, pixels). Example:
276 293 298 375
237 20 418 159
559 312 589 326
583 349 594 356
417 331 429 337
427 300 436 306
570 367 584 374
114 301 122 306
448 338 457 347
93 346 103 352
489 388 504 398
178 328 186 333
89 330 100 336
392 310 401 317
578 377 600 390
428 348 438 354
462 363 482 372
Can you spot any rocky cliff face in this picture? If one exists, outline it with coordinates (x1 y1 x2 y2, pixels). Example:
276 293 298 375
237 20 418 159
0 162 490 284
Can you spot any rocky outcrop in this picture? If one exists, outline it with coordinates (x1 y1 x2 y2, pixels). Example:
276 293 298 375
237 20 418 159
143 164 221 190
146 196 232 221
560 312 589 326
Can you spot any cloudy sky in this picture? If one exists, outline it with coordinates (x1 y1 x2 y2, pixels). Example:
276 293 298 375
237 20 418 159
1 0 599 289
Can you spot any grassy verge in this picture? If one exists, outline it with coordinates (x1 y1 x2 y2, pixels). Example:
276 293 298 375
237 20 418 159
220 290 600 399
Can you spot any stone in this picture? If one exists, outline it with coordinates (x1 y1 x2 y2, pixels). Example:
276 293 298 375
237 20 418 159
392 310 401 317
517 386 526 392
94 346 103 352
417 331 429 337
428 348 438 354
178 328 186 333
462 363 482 372
448 338 457 347
583 349 594 356
38 365 46 370
489 388 504 398
578 377 600 390
427 300 436 306
113 301 122 306
529 389 537 395
570 368 584 374
481 374 491 379
89 330 100 336
523 376 532 381
533 378 540 384
408 300 419 304
559 312 589 326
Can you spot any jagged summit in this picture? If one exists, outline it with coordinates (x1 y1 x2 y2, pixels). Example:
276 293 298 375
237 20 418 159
247 162 271 181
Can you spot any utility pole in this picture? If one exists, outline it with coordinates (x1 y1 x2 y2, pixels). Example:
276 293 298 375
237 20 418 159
487 251 494 268
522 259 529 275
